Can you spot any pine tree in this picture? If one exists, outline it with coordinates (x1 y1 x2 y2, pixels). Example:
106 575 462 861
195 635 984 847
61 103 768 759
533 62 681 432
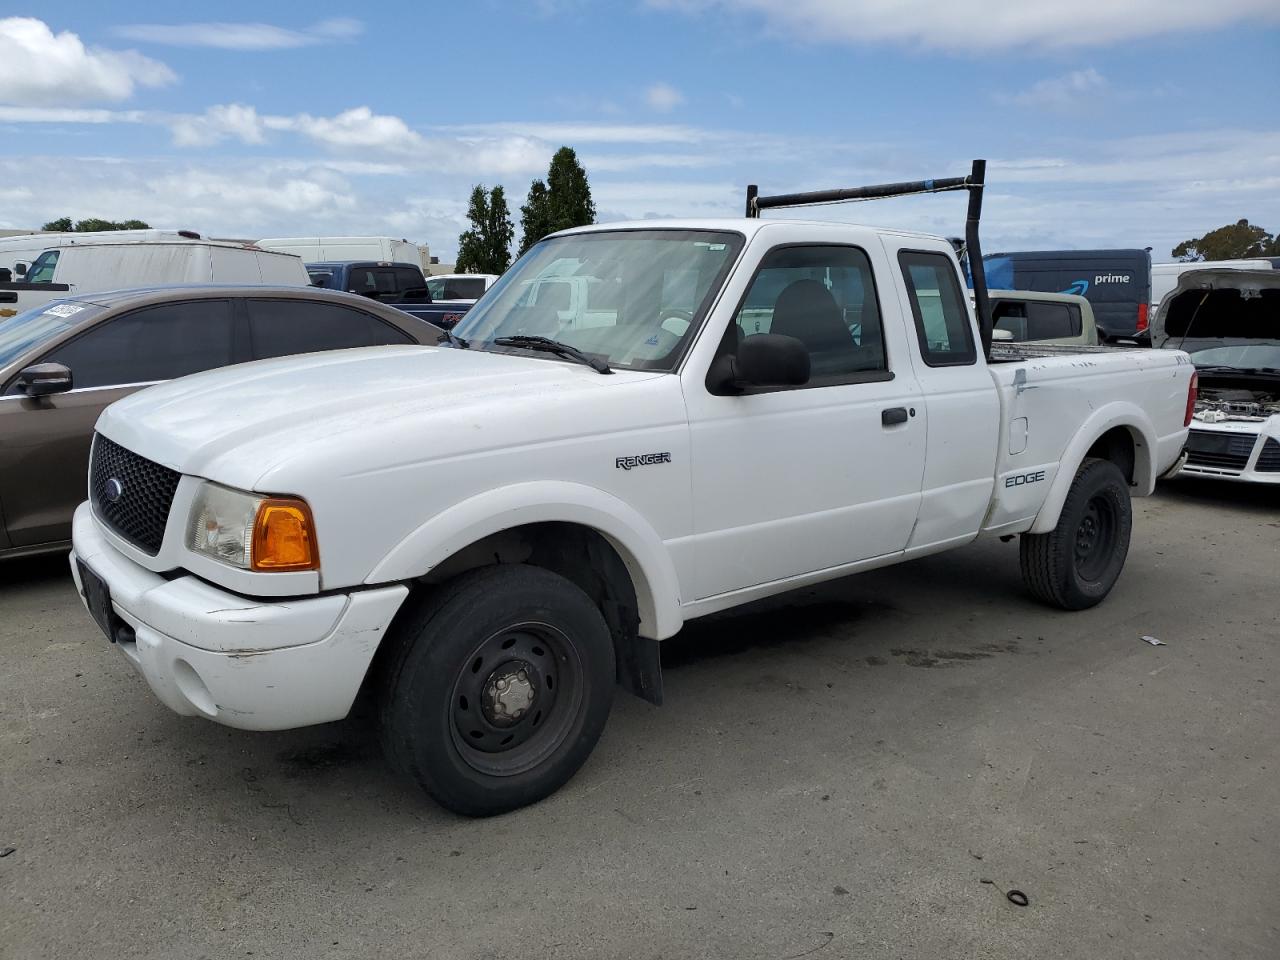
455 185 514 275
519 179 552 256
517 147 595 253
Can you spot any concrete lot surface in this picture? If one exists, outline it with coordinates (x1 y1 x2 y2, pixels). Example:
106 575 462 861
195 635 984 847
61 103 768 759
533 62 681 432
2 479 1277 960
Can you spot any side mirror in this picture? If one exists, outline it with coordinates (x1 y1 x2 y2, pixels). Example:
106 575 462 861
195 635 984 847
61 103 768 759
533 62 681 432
991 328 1015 342
14 262 27 278
14 362 73 397
708 334 810 393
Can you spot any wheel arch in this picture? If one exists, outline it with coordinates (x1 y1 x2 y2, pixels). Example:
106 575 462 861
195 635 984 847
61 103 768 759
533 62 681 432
366 481 686 647
1030 405 1156 535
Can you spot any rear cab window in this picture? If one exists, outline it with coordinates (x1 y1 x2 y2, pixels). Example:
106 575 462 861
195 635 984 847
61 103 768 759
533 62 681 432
898 250 976 366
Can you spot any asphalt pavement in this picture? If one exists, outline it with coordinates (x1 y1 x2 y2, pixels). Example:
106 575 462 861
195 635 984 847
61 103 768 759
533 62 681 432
2 478 1277 960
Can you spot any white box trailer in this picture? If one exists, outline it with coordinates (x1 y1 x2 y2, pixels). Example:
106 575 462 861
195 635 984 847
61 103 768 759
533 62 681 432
257 236 428 270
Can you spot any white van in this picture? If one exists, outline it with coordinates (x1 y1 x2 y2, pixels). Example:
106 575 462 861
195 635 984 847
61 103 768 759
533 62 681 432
0 240 309 316
257 236 428 269
1151 259 1274 311
0 229 204 280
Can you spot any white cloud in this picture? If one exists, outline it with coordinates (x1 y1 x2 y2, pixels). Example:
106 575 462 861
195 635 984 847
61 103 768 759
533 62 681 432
113 18 362 51
443 121 709 144
645 82 685 112
170 103 266 146
0 17 175 105
1001 68 1110 111
0 106 146 124
282 106 424 152
650 0 1280 51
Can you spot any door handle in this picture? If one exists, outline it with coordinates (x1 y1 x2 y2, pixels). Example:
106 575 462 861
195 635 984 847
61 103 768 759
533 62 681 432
881 407 909 426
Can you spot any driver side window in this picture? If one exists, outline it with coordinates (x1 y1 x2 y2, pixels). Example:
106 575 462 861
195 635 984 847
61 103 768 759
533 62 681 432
724 244 887 386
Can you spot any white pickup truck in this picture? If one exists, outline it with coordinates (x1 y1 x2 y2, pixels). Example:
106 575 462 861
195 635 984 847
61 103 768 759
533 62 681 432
70 166 1196 815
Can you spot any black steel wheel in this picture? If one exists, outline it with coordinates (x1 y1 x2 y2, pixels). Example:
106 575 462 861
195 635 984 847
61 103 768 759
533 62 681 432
378 565 615 816
1020 457 1133 610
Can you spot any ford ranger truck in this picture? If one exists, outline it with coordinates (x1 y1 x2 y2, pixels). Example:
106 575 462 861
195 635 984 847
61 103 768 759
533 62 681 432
70 205 1196 815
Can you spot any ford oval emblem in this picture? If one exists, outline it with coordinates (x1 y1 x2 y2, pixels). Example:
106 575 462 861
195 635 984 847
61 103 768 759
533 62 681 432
104 478 125 503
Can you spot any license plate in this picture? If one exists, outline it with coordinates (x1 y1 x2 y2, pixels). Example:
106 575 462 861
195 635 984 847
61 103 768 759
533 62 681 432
77 559 120 643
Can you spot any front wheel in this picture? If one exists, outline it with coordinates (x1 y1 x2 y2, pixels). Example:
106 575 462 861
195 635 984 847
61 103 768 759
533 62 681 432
1019 457 1133 610
378 565 615 816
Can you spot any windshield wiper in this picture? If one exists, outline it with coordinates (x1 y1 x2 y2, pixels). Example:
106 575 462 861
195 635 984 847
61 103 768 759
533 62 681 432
492 335 612 374
436 328 470 349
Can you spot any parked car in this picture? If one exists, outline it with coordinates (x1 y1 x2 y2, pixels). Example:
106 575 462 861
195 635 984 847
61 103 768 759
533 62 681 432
982 248 1152 342
0 239 309 316
424 273 498 303
986 289 1099 346
0 286 440 558
70 168 1194 816
258 236 428 270
305 261 474 330
1150 259 1274 313
1155 268 1280 484
306 260 426 298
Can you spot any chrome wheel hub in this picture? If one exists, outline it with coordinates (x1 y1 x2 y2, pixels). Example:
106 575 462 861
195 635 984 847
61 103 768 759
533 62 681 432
482 662 536 726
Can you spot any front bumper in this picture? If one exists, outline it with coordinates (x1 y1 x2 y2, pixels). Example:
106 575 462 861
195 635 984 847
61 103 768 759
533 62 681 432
70 503 408 731
1175 424 1280 485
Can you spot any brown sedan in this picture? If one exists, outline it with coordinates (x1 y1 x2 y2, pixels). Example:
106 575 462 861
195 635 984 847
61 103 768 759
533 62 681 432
0 285 441 559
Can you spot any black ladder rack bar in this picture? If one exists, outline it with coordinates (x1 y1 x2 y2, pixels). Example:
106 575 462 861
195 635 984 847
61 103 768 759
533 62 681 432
745 159 993 359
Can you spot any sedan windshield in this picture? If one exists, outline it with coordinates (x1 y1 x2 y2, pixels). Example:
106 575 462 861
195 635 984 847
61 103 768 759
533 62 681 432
1185 341 1280 371
452 229 744 371
0 300 100 369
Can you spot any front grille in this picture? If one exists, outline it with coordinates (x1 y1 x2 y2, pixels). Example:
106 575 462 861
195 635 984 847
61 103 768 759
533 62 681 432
90 434 181 555
1257 438 1280 473
1184 430 1258 473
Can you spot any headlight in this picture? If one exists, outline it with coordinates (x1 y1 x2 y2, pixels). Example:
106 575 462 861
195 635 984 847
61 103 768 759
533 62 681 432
186 482 318 572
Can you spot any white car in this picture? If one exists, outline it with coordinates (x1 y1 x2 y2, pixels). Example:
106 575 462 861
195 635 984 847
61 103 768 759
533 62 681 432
70 194 1194 815
1157 268 1280 483
424 273 498 303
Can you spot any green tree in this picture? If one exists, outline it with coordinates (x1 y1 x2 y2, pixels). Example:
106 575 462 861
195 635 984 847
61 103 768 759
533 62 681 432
41 216 152 232
454 184 514 275
517 146 595 253
1172 219 1277 261
519 179 552 256
545 146 595 234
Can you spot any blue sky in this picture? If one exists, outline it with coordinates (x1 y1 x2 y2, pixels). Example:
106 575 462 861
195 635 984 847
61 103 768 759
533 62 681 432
1 2 1278 261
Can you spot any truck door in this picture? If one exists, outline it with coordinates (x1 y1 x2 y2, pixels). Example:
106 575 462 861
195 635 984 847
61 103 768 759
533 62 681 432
882 241 1000 548
684 242 927 601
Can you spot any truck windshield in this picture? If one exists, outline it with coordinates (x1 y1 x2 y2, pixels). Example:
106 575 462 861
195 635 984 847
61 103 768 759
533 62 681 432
453 229 744 371
0 300 99 369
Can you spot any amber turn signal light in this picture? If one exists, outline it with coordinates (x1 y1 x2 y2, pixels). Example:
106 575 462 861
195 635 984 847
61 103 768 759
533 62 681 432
251 498 318 571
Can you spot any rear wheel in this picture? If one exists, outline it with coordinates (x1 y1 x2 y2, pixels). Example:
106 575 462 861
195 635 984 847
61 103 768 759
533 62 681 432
1020 458 1132 610
378 565 615 816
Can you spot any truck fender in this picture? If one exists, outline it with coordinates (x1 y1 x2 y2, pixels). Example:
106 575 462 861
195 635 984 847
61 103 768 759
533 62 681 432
365 480 684 640
1029 403 1157 535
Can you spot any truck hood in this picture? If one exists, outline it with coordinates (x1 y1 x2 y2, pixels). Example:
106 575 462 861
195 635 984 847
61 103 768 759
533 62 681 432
1152 268 1280 347
97 345 665 489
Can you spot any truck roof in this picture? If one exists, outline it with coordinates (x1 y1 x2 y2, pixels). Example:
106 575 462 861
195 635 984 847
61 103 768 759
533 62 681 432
553 218 951 245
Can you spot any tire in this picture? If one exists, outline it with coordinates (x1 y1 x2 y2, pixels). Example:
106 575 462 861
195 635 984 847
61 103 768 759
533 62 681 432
378 565 615 816
1019 458 1133 610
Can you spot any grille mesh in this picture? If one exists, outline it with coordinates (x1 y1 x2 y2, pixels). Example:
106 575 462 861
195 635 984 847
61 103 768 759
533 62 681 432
1257 438 1280 474
90 434 180 555
1184 430 1258 473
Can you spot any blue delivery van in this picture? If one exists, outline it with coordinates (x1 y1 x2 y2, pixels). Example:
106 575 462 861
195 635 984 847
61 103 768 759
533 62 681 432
981 249 1152 342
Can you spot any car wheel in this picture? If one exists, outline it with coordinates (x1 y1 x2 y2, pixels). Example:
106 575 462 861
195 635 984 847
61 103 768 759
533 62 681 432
1019 457 1133 610
378 565 615 816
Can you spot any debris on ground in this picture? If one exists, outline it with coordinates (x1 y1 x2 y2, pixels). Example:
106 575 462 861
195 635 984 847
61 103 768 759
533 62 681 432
1140 636 1167 646
0 847 15 857
980 878 1030 907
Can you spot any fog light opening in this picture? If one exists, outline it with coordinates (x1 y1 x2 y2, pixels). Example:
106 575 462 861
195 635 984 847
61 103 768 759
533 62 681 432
172 659 216 717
